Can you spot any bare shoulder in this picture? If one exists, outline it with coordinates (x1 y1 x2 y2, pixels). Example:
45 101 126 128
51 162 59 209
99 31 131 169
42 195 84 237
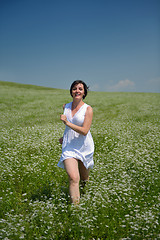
86 105 93 115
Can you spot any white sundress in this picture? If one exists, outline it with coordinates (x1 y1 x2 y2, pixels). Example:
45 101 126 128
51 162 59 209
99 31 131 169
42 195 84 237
57 102 94 169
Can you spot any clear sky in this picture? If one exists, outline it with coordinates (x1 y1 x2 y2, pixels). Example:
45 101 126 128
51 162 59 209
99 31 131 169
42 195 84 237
0 0 160 92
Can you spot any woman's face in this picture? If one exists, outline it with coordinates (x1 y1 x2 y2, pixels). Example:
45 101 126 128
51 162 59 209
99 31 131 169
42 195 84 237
71 83 85 99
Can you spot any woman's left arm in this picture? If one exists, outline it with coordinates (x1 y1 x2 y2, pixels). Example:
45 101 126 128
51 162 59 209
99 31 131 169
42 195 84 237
60 106 93 136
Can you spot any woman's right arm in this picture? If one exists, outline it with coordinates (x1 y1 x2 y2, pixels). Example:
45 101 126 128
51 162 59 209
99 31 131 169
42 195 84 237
59 104 66 144
63 104 66 110
59 137 63 144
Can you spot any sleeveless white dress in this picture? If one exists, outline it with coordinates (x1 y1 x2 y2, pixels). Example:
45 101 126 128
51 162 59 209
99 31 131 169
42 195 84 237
58 102 94 169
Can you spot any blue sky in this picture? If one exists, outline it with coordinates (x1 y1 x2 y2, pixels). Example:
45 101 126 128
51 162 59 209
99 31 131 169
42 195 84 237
0 0 160 92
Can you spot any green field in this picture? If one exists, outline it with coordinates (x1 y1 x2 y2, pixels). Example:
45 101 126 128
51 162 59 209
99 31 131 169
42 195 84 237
0 81 160 239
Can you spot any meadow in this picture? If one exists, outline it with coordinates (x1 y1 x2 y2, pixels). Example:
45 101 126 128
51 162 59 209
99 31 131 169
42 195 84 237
0 81 159 240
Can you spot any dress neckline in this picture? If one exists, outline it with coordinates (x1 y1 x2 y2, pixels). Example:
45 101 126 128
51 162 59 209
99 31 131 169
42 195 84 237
70 102 86 118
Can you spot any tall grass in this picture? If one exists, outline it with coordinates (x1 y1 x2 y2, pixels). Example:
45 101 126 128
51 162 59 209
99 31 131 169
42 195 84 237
0 81 160 239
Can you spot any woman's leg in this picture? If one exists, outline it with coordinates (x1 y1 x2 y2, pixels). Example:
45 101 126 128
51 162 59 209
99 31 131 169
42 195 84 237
78 160 90 181
78 161 90 192
64 158 80 204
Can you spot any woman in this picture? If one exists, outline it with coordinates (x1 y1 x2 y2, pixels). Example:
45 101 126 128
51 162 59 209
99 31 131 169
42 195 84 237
57 80 94 204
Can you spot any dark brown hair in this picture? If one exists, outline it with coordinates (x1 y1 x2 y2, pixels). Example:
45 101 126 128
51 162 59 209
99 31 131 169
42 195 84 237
70 80 89 99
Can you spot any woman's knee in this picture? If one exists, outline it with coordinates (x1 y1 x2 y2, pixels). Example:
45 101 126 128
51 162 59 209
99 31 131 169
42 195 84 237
64 158 80 184
69 173 80 184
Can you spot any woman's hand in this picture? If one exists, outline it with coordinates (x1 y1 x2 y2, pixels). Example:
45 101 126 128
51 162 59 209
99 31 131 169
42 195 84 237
60 114 68 124
59 137 63 144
